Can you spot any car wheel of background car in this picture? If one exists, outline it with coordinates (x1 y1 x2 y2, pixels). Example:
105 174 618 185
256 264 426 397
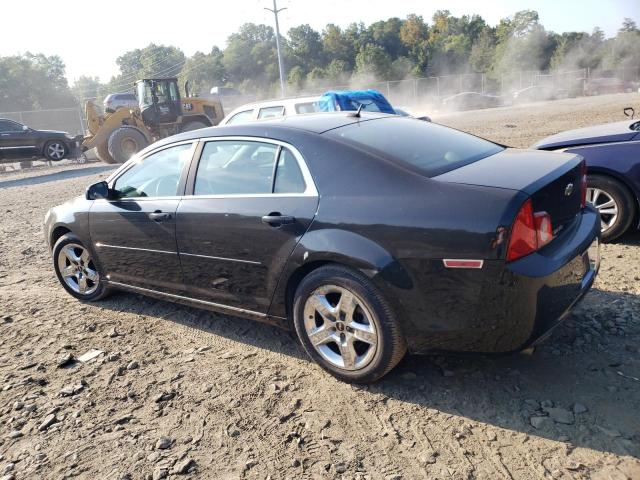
95 142 117 164
53 234 109 301
44 140 67 161
587 174 636 242
181 120 208 132
293 265 406 383
108 126 149 163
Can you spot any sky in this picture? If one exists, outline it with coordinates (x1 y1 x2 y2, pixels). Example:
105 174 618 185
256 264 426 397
0 0 638 83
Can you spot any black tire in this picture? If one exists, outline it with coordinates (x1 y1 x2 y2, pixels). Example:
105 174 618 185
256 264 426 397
43 140 67 161
292 265 406 383
107 126 149 163
53 234 109 301
95 142 117 164
181 120 209 132
588 174 636 242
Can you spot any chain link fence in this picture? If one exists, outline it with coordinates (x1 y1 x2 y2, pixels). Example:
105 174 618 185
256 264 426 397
294 66 640 108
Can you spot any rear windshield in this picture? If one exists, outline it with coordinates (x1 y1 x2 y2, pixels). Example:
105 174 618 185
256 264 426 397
327 117 503 177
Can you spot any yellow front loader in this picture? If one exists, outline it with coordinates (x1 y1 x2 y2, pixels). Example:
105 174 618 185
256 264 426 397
83 78 224 164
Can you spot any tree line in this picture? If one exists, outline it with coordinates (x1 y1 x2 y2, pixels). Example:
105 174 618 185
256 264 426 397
1 10 639 112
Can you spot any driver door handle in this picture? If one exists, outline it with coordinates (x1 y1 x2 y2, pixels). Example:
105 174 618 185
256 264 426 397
148 211 172 222
261 213 295 227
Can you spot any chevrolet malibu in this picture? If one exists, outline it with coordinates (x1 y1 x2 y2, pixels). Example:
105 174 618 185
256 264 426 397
44 113 600 382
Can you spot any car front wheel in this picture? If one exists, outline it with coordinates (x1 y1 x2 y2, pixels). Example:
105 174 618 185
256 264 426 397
587 174 636 242
53 234 109 301
44 140 67 161
293 265 406 383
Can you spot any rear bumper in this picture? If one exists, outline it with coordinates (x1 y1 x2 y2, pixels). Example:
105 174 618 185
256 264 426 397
402 206 600 354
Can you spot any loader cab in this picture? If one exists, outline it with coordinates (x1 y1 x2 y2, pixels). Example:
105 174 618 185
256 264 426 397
136 78 182 126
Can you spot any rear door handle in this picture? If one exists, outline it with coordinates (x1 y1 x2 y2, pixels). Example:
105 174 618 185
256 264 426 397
261 213 295 226
148 211 172 222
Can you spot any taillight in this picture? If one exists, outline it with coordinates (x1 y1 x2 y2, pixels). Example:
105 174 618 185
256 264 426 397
580 160 587 208
534 211 553 247
506 199 554 262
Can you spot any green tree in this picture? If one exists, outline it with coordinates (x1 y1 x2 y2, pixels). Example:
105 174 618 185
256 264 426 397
72 75 101 104
179 47 226 95
287 24 324 73
0 53 75 111
223 23 279 91
399 14 429 74
355 43 392 79
287 65 306 91
368 18 406 59
469 28 496 73
115 44 186 85
322 24 355 71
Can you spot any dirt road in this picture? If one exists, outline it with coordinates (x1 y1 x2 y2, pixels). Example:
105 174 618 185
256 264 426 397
0 93 639 480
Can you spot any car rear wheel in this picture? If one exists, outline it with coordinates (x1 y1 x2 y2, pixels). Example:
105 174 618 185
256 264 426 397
108 126 149 163
293 265 406 383
587 174 636 242
53 234 109 301
44 140 67 161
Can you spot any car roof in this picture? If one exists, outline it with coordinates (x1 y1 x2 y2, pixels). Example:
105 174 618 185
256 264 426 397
223 96 321 117
144 112 394 153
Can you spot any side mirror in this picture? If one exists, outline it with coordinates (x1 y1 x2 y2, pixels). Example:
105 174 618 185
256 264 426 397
86 181 110 200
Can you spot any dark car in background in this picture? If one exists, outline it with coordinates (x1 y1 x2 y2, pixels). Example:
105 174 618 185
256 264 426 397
533 117 640 241
44 113 599 382
0 118 80 162
441 91 503 111
583 77 636 96
103 93 138 113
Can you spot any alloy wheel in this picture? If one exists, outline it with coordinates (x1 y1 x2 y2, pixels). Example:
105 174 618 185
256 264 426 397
587 187 619 232
57 243 99 295
303 285 378 371
47 142 66 160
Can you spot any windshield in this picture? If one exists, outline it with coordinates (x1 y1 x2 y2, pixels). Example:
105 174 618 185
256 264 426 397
328 117 504 177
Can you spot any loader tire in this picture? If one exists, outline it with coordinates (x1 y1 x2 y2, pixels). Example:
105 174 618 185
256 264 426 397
108 127 148 163
96 142 116 164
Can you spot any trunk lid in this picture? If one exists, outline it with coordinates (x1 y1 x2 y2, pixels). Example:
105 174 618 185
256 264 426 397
532 120 640 150
434 148 584 232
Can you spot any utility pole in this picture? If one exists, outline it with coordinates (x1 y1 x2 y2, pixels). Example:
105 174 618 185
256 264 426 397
265 0 287 97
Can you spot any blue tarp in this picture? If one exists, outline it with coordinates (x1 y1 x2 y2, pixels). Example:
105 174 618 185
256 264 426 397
317 89 396 114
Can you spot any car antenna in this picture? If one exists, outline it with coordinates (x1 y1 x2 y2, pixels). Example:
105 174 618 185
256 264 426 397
348 103 364 118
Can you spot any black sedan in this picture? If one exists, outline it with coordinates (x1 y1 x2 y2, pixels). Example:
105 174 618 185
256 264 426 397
44 113 600 382
0 118 80 162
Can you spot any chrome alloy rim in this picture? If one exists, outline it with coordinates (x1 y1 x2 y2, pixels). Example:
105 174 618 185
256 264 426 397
303 285 378 371
587 187 619 232
47 142 65 160
57 243 99 295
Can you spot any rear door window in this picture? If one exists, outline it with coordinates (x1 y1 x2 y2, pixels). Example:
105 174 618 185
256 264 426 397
194 141 278 195
274 149 306 193
295 102 320 114
258 106 284 119
226 110 253 125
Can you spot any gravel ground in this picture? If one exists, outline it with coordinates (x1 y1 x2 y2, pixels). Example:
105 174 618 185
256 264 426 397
0 93 639 480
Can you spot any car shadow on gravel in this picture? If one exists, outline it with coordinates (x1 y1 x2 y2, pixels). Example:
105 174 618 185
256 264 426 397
0 165 116 189
96 286 639 458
